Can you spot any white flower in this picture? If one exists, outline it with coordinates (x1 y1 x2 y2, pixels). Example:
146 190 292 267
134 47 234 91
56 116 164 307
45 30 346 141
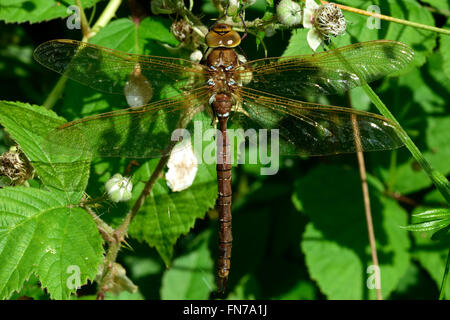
277 0 302 27
303 0 346 51
165 140 198 192
105 173 133 202
227 0 240 16
190 50 203 63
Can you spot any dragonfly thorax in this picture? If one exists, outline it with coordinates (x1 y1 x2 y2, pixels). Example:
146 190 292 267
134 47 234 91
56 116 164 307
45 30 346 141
206 48 239 118
207 48 239 86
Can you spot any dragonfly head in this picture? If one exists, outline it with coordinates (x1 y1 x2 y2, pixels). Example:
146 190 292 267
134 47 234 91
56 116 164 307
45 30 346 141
206 23 241 48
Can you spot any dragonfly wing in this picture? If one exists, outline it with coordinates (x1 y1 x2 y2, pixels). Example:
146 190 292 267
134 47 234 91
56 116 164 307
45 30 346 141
33 39 208 95
43 88 210 159
233 88 403 156
237 40 414 97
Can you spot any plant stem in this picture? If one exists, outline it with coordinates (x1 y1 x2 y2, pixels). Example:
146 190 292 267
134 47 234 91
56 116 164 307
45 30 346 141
424 6 450 17
319 1 450 36
360 84 450 204
347 92 382 300
115 152 172 238
42 0 123 109
439 248 450 299
75 0 91 39
96 146 174 300
88 0 122 39
42 76 68 109
326 41 450 205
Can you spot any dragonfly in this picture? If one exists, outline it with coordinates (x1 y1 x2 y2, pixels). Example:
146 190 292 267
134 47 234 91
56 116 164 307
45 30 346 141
33 23 414 293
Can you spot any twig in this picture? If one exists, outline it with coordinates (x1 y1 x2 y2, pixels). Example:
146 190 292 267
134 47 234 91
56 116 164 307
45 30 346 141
42 0 123 109
85 205 115 243
95 144 175 300
319 0 450 35
75 0 91 39
439 248 450 299
347 92 382 300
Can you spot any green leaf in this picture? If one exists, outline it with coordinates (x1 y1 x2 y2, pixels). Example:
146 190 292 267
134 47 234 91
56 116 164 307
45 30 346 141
0 187 104 299
0 101 90 203
160 230 214 299
411 210 450 299
421 0 450 11
413 208 450 220
128 159 216 266
295 165 410 299
402 219 450 232
0 0 102 24
10 275 49 300
227 274 260 299
61 17 179 121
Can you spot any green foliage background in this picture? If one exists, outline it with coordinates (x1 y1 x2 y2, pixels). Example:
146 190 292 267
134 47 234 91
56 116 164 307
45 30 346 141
0 0 449 300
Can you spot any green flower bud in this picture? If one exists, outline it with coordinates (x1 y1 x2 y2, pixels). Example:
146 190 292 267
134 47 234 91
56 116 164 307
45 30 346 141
277 0 302 27
105 173 133 202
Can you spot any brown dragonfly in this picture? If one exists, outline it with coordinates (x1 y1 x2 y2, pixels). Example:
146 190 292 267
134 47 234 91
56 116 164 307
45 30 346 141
33 23 414 292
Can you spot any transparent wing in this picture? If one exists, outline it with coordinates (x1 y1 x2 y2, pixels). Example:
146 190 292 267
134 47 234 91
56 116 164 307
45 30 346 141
44 87 210 159
33 39 208 95
232 87 403 156
236 40 414 97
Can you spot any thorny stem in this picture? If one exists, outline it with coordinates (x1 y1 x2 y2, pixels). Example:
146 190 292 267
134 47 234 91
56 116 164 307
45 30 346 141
347 92 382 300
319 0 450 36
95 102 194 298
85 206 116 243
75 0 91 39
42 0 122 109
95 151 173 300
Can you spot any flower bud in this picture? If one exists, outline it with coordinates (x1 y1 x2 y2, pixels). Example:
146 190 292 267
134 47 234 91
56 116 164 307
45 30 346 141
227 0 240 16
277 0 302 27
190 50 203 63
170 20 193 43
0 146 33 185
124 64 153 108
315 3 346 38
165 140 198 192
303 0 346 51
105 173 133 202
